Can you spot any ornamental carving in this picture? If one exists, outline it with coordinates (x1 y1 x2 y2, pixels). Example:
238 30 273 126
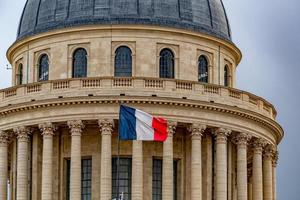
167 121 177 137
264 144 276 160
67 120 84 136
39 122 57 136
13 126 31 141
188 123 206 139
214 128 231 143
252 138 267 153
98 119 114 135
232 133 251 147
0 131 9 144
272 151 279 167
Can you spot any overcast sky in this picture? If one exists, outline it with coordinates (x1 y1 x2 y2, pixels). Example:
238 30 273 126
0 0 299 199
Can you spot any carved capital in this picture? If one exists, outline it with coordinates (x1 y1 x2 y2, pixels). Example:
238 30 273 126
98 119 114 135
167 121 177 137
188 124 206 140
272 151 279 167
233 133 251 147
14 126 31 142
67 120 84 136
252 138 266 154
214 128 231 143
39 122 57 136
264 144 276 160
0 131 9 144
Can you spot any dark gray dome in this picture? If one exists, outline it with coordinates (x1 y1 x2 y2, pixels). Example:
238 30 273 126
17 0 231 41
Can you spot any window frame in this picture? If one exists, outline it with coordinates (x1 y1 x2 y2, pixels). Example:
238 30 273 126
198 55 209 83
114 46 133 77
16 63 23 85
38 54 49 82
72 48 88 78
159 48 175 79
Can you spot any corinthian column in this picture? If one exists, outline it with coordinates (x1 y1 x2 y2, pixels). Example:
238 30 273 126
233 133 250 200
68 120 84 200
272 151 278 200
213 128 231 200
252 138 265 200
263 144 275 200
39 123 56 200
132 140 143 200
162 121 177 200
14 126 31 200
189 123 206 200
99 119 114 200
0 131 9 200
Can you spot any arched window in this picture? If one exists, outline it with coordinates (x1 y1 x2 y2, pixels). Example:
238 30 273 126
198 55 208 83
224 65 230 87
38 54 49 81
16 63 23 85
159 48 175 79
114 46 132 77
72 48 87 78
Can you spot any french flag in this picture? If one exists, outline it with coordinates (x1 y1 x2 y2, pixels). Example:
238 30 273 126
119 105 168 142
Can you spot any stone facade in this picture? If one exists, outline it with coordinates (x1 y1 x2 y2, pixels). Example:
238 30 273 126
0 4 283 200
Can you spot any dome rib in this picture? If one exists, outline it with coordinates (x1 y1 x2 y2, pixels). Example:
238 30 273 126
17 0 232 41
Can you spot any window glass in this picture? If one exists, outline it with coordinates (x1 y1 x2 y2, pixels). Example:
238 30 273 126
73 48 87 78
38 54 49 81
224 65 229 86
115 46 132 77
159 49 174 78
198 55 208 83
17 63 23 85
112 158 132 200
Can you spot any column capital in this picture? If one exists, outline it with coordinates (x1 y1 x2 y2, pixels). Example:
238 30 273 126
98 119 114 135
263 144 276 160
232 133 251 147
39 122 57 136
272 151 279 167
214 128 231 143
0 131 9 144
167 121 177 137
252 138 267 153
188 123 206 139
14 126 31 141
67 120 84 136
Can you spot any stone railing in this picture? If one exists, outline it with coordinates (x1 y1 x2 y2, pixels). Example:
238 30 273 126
0 77 276 119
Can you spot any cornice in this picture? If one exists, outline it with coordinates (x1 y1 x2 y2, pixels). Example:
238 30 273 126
0 96 283 143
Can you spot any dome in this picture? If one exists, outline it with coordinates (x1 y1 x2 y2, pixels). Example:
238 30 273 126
17 0 231 41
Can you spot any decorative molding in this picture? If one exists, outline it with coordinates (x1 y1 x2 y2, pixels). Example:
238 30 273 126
272 151 279 167
232 132 251 147
98 119 114 135
214 127 231 143
13 126 31 141
188 123 206 139
0 131 9 144
167 121 177 137
67 120 84 136
263 144 276 160
252 138 267 154
39 122 57 136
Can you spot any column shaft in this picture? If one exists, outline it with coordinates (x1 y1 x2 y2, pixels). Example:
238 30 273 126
235 133 249 200
214 128 230 200
162 122 176 200
99 119 113 200
190 124 206 200
15 127 31 200
68 120 84 200
40 123 56 200
0 132 8 200
252 139 264 200
203 135 212 200
132 141 143 200
263 145 274 200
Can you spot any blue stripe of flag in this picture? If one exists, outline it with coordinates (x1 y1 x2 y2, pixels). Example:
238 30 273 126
119 105 137 140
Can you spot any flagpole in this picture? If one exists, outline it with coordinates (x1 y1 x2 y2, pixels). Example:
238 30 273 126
117 104 121 200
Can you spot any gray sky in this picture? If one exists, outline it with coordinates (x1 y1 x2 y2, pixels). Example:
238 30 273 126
0 0 299 199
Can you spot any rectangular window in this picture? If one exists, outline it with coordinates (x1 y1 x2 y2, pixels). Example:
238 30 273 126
82 159 92 200
66 158 92 200
152 159 178 200
112 158 132 200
